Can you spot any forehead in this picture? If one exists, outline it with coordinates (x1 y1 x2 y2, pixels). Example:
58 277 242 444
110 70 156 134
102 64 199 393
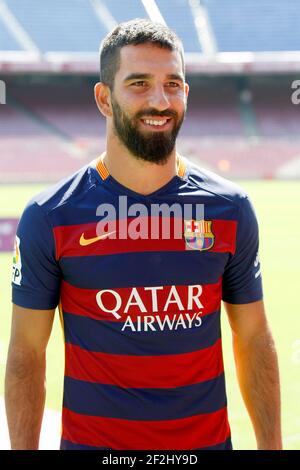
116 43 183 80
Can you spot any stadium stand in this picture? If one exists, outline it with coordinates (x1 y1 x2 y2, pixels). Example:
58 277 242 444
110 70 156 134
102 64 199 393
183 78 243 137
1 1 300 181
9 80 105 140
1 75 300 181
100 0 148 26
155 0 201 52
249 77 300 138
7 0 108 52
0 14 23 51
203 0 300 52
0 83 100 182
4 0 202 54
1 0 300 54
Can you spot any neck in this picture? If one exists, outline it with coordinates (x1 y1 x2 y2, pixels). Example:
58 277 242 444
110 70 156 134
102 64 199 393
103 136 178 195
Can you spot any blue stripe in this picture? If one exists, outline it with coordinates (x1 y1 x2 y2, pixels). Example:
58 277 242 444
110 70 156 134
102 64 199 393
64 309 221 355
50 177 238 227
195 437 233 450
60 436 232 450
60 439 110 450
63 374 227 420
60 251 228 289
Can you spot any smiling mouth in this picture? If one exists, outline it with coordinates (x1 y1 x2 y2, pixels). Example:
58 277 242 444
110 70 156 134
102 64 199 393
140 117 172 128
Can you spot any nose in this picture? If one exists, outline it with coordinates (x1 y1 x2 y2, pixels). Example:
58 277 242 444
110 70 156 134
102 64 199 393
148 84 170 111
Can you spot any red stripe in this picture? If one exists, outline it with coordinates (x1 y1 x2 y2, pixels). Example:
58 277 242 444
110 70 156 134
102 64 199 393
53 218 237 259
65 339 224 387
62 406 231 450
60 279 222 322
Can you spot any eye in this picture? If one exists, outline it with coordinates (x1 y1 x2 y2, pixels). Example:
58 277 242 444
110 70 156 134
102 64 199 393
166 81 180 88
131 81 147 87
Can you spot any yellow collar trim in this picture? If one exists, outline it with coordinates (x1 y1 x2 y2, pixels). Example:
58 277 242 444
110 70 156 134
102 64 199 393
95 153 186 181
95 152 109 180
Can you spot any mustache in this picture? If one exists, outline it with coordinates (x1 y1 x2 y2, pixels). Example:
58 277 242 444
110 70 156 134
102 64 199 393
135 109 178 119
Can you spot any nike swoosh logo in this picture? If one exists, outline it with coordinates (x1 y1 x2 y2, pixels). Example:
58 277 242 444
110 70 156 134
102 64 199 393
79 231 116 246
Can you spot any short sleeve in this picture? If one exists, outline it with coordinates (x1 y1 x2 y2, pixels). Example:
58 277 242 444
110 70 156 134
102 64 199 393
222 195 263 304
12 201 61 309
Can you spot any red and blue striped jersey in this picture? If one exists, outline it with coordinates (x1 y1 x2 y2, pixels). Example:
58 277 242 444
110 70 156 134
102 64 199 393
12 155 263 450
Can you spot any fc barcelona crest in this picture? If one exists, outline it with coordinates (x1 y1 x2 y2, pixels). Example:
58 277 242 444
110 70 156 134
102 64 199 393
184 220 215 251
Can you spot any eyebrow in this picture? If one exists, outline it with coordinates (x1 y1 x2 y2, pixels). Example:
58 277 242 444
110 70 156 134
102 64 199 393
123 73 184 83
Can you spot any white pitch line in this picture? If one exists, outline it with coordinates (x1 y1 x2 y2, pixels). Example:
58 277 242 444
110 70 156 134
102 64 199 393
276 152 300 179
283 433 300 445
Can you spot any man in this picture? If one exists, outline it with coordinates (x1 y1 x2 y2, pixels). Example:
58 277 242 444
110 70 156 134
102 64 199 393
5 19 281 450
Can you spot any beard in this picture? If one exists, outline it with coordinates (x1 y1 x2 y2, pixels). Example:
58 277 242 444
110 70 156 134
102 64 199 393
111 95 185 165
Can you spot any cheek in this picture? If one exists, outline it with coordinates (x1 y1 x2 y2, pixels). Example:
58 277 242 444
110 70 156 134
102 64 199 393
174 92 187 108
119 90 144 109
121 100 143 121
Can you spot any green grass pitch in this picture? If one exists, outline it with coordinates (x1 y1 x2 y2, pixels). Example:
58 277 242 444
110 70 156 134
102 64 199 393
0 181 299 449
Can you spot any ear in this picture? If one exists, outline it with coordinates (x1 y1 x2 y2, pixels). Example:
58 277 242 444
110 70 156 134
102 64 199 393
184 81 189 100
94 82 113 118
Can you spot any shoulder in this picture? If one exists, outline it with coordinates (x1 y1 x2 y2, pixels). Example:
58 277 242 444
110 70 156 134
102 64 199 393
186 159 249 209
31 161 99 215
20 161 100 226
17 161 101 239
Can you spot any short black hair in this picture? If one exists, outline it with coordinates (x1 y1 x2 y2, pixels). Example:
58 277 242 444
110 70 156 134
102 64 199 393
100 18 185 89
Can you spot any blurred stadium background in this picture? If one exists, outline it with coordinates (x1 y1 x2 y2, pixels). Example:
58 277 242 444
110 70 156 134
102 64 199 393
0 0 300 450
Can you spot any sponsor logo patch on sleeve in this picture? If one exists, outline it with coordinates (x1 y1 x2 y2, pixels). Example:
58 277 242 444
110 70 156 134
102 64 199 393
12 235 22 286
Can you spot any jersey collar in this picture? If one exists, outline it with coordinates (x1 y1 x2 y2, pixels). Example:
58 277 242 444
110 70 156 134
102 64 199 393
94 152 187 181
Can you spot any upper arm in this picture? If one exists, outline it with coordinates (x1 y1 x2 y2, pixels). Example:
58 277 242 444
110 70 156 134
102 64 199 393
224 300 269 342
222 197 263 304
12 201 61 310
222 195 263 305
9 304 56 355
221 194 266 342
9 200 61 360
